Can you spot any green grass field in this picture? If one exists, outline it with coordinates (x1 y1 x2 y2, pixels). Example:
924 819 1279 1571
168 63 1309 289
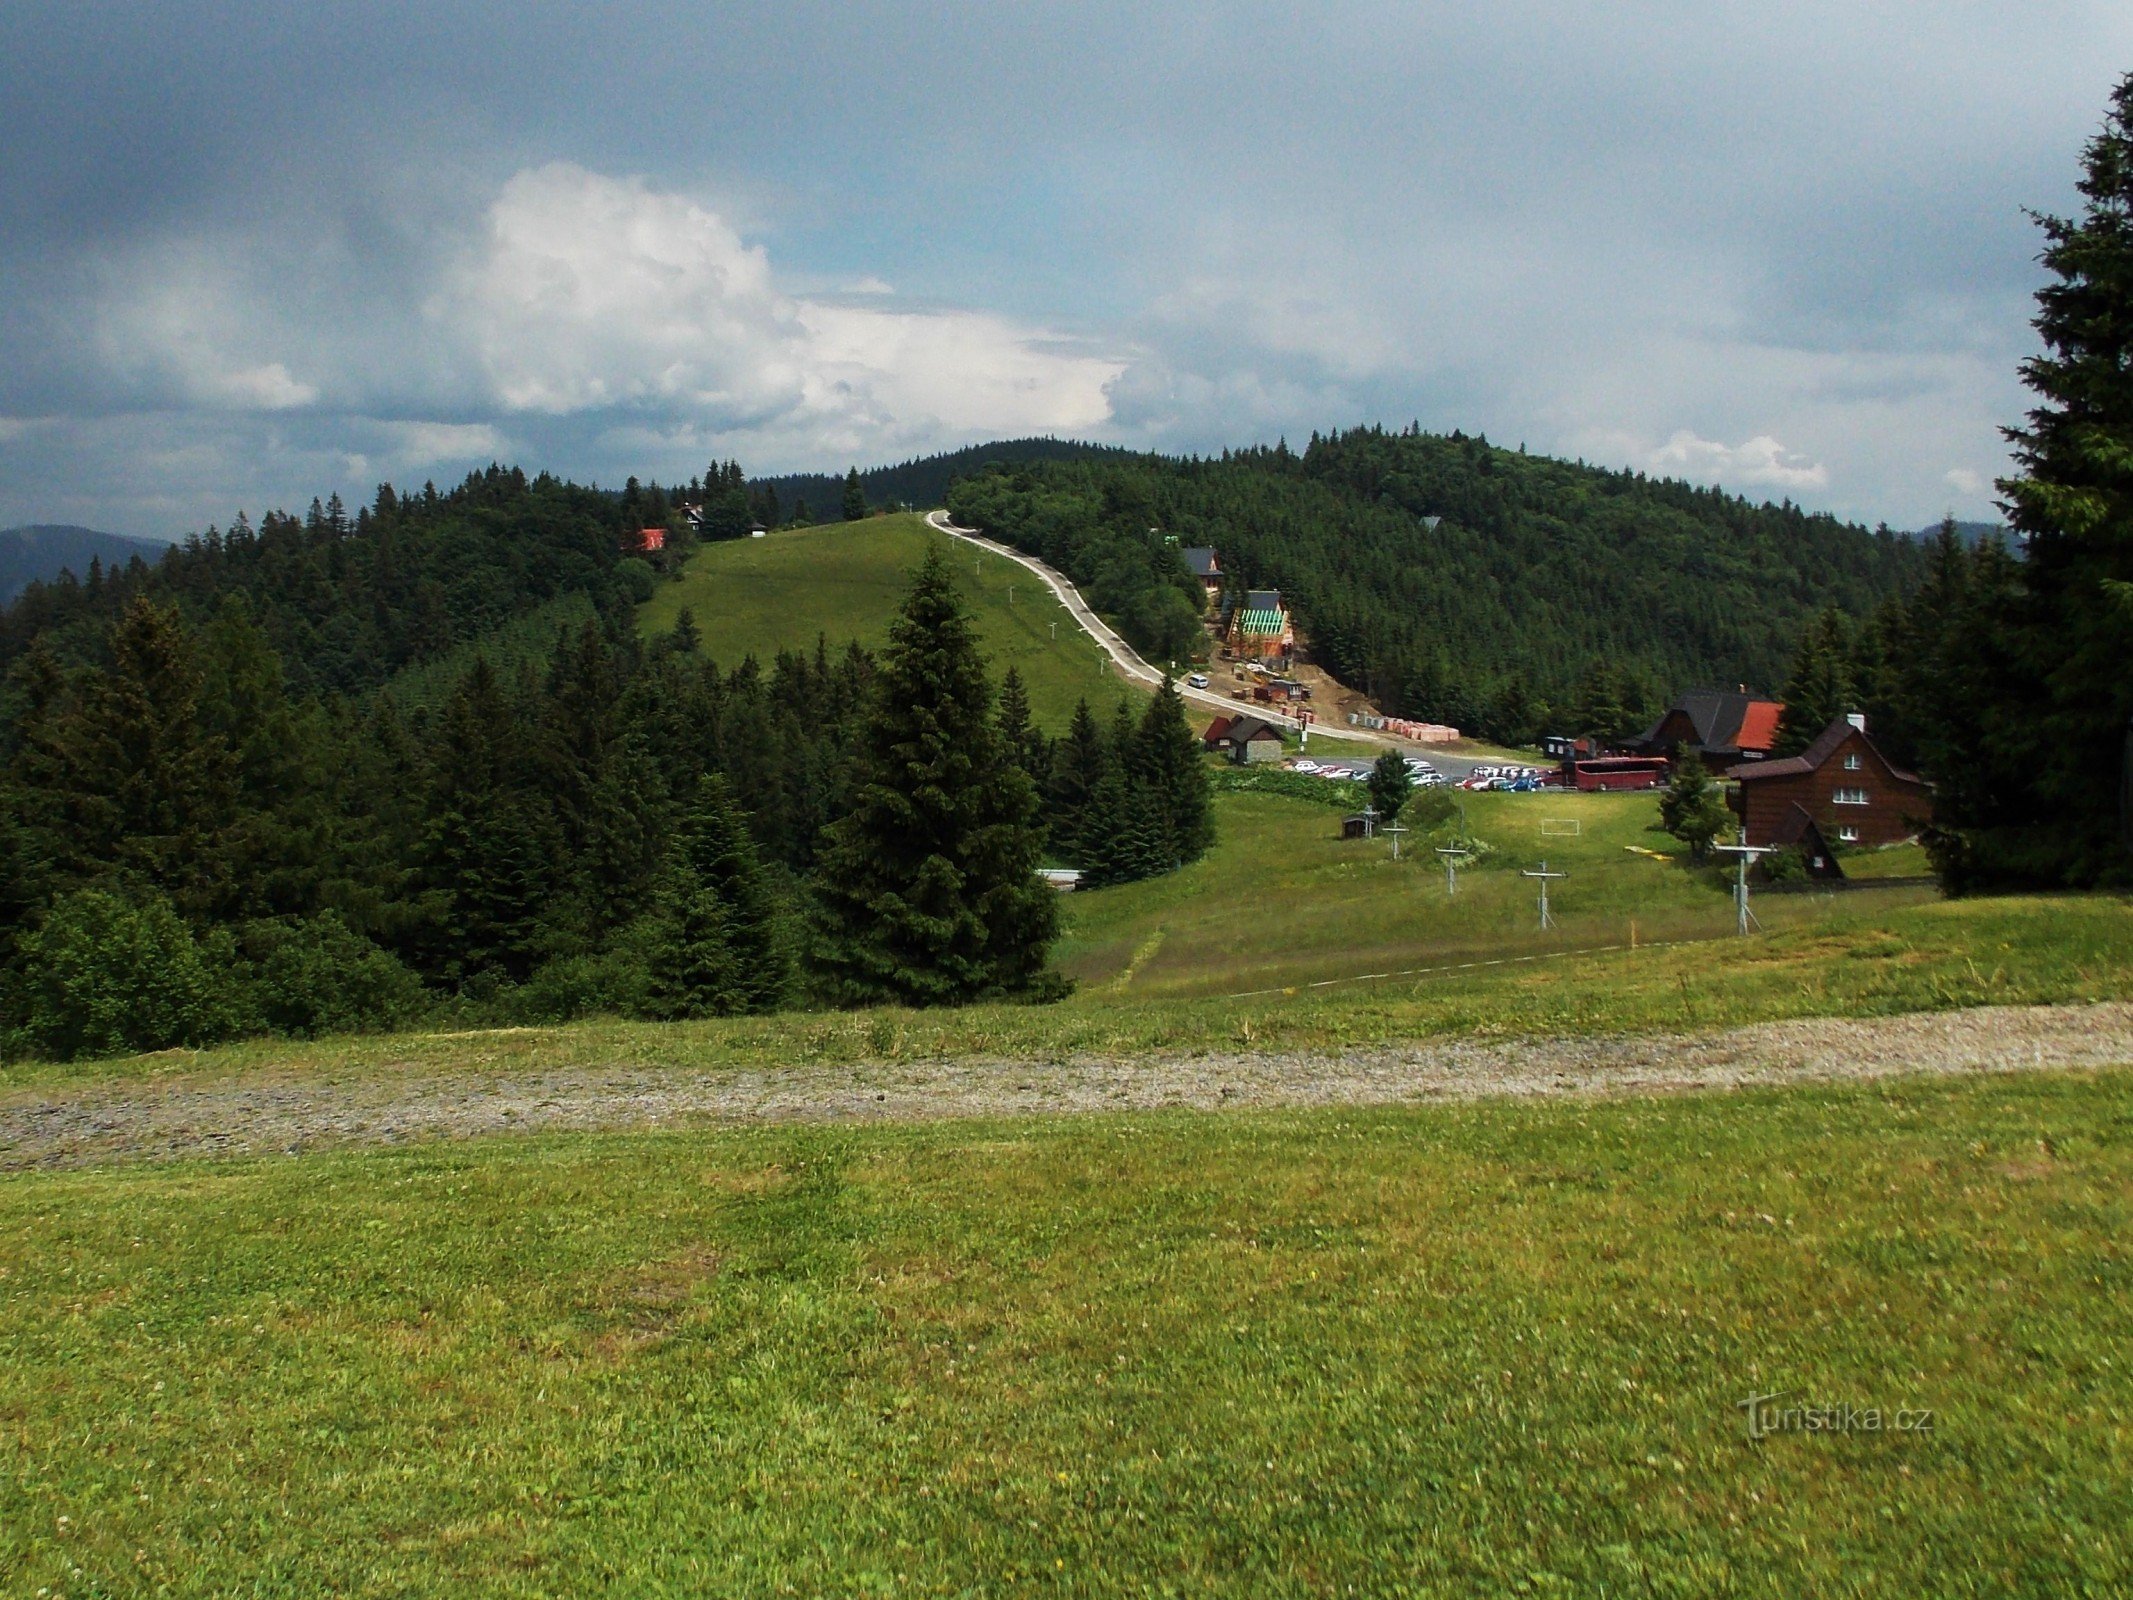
1054 786 1944 998
640 515 1144 732
4 1069 2127 1595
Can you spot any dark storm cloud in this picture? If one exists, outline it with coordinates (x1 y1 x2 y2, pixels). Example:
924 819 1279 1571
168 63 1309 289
2 1 2127 535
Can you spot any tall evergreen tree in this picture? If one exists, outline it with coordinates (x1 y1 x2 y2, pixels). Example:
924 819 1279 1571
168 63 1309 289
646 773 789 1017
841 467 868 524
1771 608 1855 757
1135 676 1214 867
811 547 1061 1005
1976 71 2133 884
996 666 1050 792
1046 697 1108 857
1658 751 1733 861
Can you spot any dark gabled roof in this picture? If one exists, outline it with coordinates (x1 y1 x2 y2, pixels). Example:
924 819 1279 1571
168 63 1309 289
1638 688 1782 753
1728 716 1926 785
1768 803 1846 877
1225 714 1281 743
1244 588 1283 613
1181 546 1220 578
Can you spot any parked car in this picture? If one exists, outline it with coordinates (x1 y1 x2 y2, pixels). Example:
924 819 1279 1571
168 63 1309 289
1187 672 1210 689
1292 760 1320 773
1457 774 1493 790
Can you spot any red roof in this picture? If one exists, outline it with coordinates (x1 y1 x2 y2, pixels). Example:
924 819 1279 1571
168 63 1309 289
638 526 666 552
1734 700 1783 752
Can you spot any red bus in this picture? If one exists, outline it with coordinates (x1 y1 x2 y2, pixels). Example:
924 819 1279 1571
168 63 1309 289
1565 755 1670 791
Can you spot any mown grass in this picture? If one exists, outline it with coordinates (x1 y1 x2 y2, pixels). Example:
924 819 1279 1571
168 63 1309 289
1052 788 1946 998
3 1070 2127 1595
639 515 1143 732
8 890 2127 1097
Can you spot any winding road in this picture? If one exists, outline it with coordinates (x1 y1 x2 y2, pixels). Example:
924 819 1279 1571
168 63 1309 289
926 509 1495 775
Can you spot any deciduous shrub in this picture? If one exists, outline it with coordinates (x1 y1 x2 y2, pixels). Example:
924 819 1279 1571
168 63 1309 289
12 890 241 1061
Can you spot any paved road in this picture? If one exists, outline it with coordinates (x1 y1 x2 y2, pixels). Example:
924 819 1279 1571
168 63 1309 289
925 510 1517 778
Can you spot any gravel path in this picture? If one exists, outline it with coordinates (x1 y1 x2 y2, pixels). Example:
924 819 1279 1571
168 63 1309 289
3 1002 2128 1171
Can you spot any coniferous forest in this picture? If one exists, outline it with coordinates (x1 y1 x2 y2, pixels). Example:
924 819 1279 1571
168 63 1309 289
948 431 1931 744
0 471 1110 1058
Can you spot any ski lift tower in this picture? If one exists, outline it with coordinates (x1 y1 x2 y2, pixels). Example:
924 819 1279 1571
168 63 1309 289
1358 803 1378 840
1382 820 1408 861
1522 859 1567 930
1435 844 1472 896
1712 833 1777 937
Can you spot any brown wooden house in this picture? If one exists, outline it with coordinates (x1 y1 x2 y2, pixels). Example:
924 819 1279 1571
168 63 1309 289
1633 688 1784 764
1202 712 1284 764
1725 715 1931 849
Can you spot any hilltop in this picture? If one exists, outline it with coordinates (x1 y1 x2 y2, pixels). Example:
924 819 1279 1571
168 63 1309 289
640 513 1143 731
750 437 1139 523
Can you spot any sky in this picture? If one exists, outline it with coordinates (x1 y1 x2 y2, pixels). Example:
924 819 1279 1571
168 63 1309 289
2 1 2128 539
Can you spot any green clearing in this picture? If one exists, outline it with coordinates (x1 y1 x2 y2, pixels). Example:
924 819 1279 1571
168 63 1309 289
1053 786 1944 998
4 1070 2127 1595
640 515 1142 732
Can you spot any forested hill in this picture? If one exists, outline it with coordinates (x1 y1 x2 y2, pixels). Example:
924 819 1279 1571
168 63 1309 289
0 469 646 695
947 426 1931 743
1 525 171 605
753 438 1139 522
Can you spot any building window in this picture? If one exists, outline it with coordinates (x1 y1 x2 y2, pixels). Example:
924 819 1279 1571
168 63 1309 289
1838 825 1860 843
1834 786 1869 805
1843 753 1862 770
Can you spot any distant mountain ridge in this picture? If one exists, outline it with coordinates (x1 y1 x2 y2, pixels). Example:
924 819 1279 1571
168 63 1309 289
1 524 171 603
1911 519 2010 546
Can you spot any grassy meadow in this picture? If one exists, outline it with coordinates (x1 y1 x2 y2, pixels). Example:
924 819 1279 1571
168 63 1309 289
640 515 1144 732
4 1069 2128 1596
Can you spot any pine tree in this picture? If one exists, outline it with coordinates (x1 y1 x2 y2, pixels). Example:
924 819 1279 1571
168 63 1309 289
1976 71 2133 884
1135 676 1214 867
811 547 1060 1004
1046 697 1108 858
841 467 868 524
1658 752 1733 861
996 666 1050 792
646 773 788 1016
1772 608 1855 757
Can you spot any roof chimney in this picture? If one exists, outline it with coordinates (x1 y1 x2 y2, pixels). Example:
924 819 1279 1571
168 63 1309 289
1846 712 1867 732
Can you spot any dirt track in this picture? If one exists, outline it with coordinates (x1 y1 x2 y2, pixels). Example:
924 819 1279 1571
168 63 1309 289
3 1002 2127 1171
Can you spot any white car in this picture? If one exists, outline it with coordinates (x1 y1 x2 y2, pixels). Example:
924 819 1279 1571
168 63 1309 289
1187 672 1210 688
1292 760 1320 773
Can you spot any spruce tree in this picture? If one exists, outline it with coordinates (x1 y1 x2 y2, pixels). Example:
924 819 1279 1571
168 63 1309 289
1658 752 1733 860
1772 608 1855 757
996 666 1050 791
1981 71 2133 884
647 773 788 1016
811 546 1060 1005
1136 676 1214 867
1046 697 1108 858
841 467 868 524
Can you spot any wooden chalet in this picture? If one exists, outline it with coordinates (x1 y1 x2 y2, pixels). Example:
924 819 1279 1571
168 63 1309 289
1202 712 1284 764
1181 547 1223 605
1725 714 1931 850
1633 688 1783 764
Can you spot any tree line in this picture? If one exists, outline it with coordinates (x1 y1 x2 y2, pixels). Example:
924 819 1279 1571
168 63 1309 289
0 500 1210 1056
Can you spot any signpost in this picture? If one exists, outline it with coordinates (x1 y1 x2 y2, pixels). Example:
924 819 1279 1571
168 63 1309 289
1522 859 1567 930
1712 834 1776 936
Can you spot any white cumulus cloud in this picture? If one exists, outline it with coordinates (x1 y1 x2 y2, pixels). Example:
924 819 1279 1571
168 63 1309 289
1644 430 1828 491
441 163 1121 447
